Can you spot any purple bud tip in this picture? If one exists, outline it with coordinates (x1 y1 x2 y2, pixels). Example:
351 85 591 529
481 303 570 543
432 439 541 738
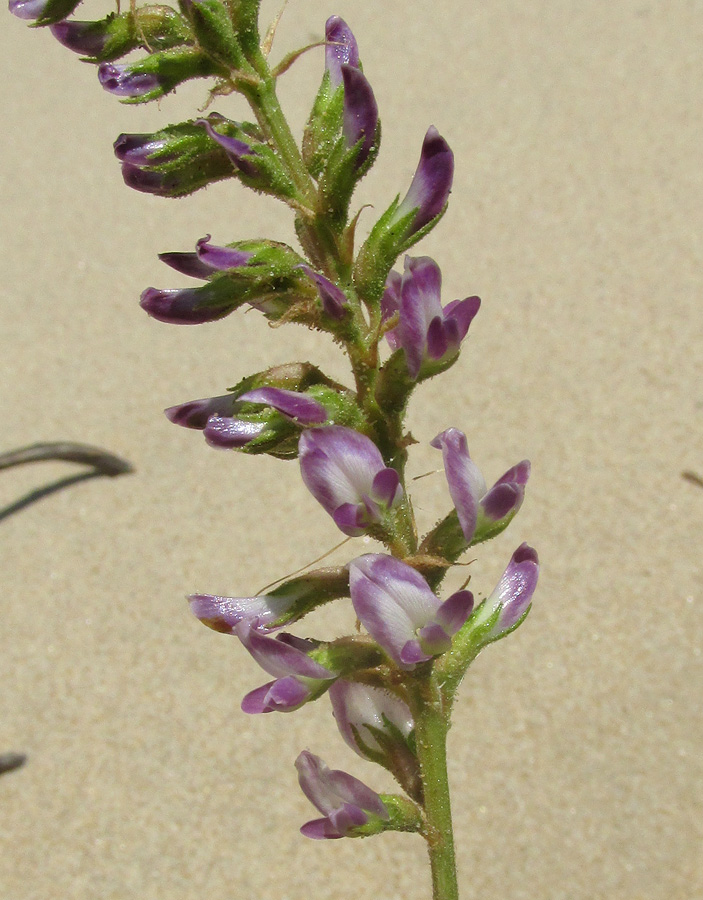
121 163 170 196
341 65 378 166
114 133 171 166
98 63 161 98
50 22 107 56
9 0 48 19
325 16 360 88
398 126 454 233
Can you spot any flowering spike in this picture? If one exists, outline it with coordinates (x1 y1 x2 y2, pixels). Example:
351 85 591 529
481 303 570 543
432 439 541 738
349 554 473 669
295 751 388 839
298 427 403 537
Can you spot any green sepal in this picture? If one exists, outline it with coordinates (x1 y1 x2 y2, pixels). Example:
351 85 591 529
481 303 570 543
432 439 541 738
350 716 423 804
249 567 350 630
222 0 260 56
420 503 523 569
317 120 381 230
31 0 81 26
185 0 246 69
435 598 532 698
374 347 415 418
143 150 235 197
352 794 423 837
201 116 296 200
302 73 345 178
353 199 449 306
311 635 386 678
63 9 192 63
116 47 218 104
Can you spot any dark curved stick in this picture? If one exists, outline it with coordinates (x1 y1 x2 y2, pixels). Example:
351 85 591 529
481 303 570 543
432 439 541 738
0 442 134 522
0 753 27 776
0 442 133 477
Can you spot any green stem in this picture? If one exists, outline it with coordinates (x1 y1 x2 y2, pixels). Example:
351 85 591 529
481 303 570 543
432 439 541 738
413 677 459 900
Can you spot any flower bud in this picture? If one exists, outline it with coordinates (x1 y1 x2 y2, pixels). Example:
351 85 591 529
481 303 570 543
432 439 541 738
464 544 539 647
429 427 530 547
302 16 362 178
354 127 454 303
98 48 215 103
49 9 190 61
235 624 338 714
295 751 389 839
189 566 350 633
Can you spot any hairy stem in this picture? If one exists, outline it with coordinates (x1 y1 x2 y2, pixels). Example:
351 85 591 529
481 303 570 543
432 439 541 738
413 676 460 900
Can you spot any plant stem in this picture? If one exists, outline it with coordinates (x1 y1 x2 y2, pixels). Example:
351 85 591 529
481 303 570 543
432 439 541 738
413 677 459 900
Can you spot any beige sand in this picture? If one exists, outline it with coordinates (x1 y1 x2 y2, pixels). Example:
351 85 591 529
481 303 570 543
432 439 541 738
1 1 702 898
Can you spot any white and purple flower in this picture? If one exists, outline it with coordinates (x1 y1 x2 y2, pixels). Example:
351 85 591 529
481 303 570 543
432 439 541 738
295 750 388 839
348 554 473 669
234 622 337 714
431 427 530 544
471 543 539 642
382 256 480 378
299 426 403 536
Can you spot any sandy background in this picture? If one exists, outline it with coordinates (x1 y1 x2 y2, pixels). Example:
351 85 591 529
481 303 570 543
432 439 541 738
1 1 702 898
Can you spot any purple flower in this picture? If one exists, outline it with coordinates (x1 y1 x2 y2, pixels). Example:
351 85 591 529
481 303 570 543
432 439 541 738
341 65 378 167
297 265 349 319
196 116 258 178
295 751 388 839
431 428 530 544
298 426 403 536
349 554 473 669
98 63 162 98
140 281 237 325
472 544 539 641
235 622 336 714
393 126 454 234
50 21 108 56
382 256 480 379
325 16 359 88
9 0 47 18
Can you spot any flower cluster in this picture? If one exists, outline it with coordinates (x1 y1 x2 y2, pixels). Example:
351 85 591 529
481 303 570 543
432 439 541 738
11 1 540 890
